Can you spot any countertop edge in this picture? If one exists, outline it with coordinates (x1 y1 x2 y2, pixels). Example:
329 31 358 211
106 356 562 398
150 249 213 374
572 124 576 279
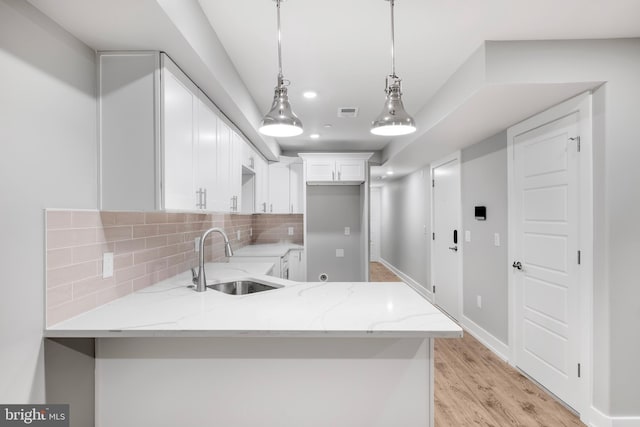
43 329 463 339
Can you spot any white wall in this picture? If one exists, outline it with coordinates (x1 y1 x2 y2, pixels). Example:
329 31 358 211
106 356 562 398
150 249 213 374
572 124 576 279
461 131 508 344
380 167 431 291
0 0 97 402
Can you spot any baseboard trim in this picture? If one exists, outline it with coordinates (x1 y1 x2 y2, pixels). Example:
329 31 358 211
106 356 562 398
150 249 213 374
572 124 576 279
459 315 510 362
587 407 640 427
378 258 433 302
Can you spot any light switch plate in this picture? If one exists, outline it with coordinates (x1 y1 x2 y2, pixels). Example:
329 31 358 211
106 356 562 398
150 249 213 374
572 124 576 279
465 230 471 242
477 295 482 309
194 237 200 252
344 227 350 236
236 230 241 241
103 252 114 278
288 227 294 236
494 233 500 246
336 249 344 258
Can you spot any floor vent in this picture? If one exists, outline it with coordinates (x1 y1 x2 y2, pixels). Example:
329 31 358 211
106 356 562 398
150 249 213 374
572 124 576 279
337 107 359 118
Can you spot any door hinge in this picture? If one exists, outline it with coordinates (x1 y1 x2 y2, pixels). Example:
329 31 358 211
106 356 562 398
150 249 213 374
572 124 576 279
432 285 436 293
432 232 435 240
578 363 581 378
577 250 581 265
432 179 435 188
570 136 581 152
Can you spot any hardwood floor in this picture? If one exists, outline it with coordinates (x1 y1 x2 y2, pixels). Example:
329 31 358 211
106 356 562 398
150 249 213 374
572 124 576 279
369 262 585 427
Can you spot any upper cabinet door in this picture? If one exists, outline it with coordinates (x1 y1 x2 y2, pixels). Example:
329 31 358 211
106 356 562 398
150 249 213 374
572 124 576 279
306 159 336 182
268 163 290 213
196 94 218 211
162 59 197 210
214 119 232 212
335 160 365 182
230 131 243 213
289 162 303 214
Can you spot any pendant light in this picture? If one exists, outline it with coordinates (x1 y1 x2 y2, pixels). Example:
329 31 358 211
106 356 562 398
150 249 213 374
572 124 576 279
371 0 416 136
259 0 303 137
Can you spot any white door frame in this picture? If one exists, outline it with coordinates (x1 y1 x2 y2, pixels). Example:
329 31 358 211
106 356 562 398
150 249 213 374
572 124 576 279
507 92 593 418
430 151 463 320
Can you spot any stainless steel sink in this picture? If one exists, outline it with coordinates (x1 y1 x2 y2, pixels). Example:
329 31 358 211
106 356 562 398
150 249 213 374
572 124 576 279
206 280 279 295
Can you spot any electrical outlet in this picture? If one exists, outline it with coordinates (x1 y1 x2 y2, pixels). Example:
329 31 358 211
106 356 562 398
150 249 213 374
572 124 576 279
236 230 241 241
477 295 482 309
288 227 294 236
494 233 500 246
102 252 114 278
336 249 344 258
344 227 350 236
250 228 253 237
194 237 200 252
465 230 471 242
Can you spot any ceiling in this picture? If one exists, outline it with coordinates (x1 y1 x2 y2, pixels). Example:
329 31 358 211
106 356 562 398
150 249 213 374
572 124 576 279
27 0 640 178
199 0 640 154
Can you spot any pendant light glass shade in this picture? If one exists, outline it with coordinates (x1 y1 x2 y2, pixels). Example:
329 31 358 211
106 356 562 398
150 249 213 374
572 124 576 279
259 0 303 137
371 0 416 136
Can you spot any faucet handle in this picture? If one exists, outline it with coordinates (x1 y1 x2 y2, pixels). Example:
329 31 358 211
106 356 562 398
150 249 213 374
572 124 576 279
191 267 198 285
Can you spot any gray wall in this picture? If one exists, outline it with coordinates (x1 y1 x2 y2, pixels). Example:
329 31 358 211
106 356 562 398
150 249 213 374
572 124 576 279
461 131 508 344
0 0 97 402
485 39 640 416
380 167 431 292
306 185 364 282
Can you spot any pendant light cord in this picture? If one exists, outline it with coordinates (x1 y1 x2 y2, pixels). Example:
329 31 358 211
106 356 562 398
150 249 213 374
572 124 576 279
277 0 283 82
390 0 396 78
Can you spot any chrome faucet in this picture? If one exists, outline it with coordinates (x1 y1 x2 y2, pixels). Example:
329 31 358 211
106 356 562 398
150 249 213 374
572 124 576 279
192 227 234 292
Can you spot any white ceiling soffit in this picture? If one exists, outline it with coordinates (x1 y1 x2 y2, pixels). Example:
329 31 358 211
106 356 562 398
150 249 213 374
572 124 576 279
26 0 281 161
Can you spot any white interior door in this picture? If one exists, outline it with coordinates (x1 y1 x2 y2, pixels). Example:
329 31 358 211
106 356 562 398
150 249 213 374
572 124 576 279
511 113 580 410
369 187 381 262
431 154 461 321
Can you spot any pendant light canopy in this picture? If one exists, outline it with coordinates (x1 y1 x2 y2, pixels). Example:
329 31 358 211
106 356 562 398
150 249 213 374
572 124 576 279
371 0 416 136
259 0 303 137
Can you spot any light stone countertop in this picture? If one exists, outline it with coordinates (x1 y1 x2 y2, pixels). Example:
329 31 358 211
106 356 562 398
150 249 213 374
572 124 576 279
45 261 462 339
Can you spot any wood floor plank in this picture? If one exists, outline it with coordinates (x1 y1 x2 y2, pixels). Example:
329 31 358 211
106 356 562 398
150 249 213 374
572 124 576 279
369 262 585 427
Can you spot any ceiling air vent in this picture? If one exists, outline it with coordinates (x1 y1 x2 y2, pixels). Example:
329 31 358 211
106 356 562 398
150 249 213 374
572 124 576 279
337 107 359 118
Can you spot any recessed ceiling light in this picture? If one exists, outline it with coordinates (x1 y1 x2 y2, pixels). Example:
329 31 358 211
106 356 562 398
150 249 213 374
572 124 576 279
386 171 394 175
323 124 333 128
310 134 320 139
303 91 317 99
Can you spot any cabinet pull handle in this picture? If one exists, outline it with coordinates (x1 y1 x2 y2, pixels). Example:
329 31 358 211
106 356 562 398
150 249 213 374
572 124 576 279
332 171 335 181
234 196 238 211
270 204 273 213
203 188 207 210
338 171 341 181
230 197 234 211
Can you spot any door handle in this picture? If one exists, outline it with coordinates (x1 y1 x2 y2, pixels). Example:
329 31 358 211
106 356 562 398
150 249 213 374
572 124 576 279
448 246 458 252
512 261 523 270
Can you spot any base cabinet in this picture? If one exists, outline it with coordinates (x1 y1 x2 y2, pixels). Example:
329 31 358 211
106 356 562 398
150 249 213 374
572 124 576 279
95 337 434 427
288 249 306 282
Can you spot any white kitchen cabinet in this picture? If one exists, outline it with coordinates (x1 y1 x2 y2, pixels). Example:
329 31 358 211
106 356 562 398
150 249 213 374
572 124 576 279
268 163 290 213
162 59 197 210
289 162 303 214
195 94 219 211
99 51 247 213
230 131 243 213
267 159 303 214
303 155 367 184
288 249 306 281
254 156 269 213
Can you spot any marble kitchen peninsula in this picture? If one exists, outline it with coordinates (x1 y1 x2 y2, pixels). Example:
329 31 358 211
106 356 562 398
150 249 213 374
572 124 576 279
46 265 461 427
